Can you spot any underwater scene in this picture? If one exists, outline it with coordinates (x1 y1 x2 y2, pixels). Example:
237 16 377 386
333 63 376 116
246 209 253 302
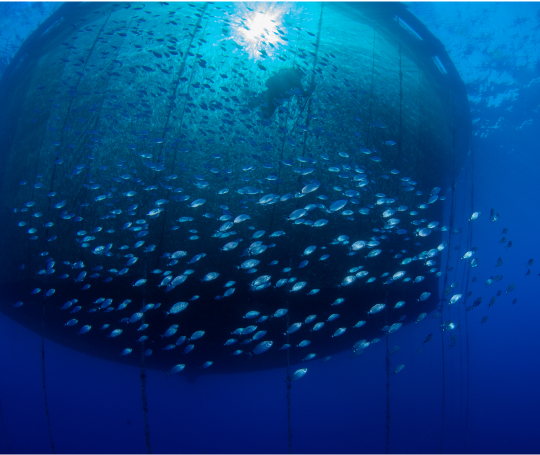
0 2 538 453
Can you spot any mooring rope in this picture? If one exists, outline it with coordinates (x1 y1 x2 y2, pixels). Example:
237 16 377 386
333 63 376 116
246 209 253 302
41 303 55 454
0 394 10 453
384 292 390 454
140 257 152 454
140 344 151 454
367 29 376 152
439 86 461 454
285 308 292 455
463 135 475 453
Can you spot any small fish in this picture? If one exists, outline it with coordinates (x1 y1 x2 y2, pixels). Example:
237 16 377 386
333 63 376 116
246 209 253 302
368 304 385 315
290 368 308 381
203 272 219 282
291 282 307 292
285 323 302 335
109 329 123 338
189 330 205 341
312 322 325 331
252 341 273 355
168 364 185 375
79 325 91 334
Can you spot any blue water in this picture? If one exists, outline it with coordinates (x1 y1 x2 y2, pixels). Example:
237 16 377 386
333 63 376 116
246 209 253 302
0 2 539 453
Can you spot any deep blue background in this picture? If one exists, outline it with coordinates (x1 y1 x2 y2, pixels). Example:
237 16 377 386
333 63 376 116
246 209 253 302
1 2 539 453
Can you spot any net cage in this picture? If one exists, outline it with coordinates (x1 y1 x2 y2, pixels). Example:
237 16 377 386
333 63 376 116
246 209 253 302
0 2 471 374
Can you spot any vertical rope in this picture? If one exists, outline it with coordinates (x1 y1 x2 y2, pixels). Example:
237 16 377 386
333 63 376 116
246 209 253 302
285 310 292 454
464 291 471 454
33 12 113 201
440 286 446 452
398 21 403 160
439 85 458 454
457 286 464 452
384 292 390 454
156 3 209 262
457 286 468 448
284 249 295 454
140 345 151 454
449 329 454 439
463 127 475 454
140 257 152 454
386 30 402 450
457 204 470 452
268 7 306 234
367 29 376 150
300 2 324 160
385 338 390 454
0 395 10 454
162 3 209 143
48 12 131 224
449 90 460 452
41 303 55 454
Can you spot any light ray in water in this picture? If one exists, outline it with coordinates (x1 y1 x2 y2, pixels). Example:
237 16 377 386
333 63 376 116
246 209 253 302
231 3 293 60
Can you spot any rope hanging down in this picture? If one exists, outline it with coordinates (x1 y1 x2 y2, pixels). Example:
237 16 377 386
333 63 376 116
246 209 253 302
41 303 55 454
140 258 152 454
281 5 322 437
439 87 460 454
285 249 295 453
285 309 292 455
463 134 475 453
140 345 152 454
0 394 9 454
384 292 390 454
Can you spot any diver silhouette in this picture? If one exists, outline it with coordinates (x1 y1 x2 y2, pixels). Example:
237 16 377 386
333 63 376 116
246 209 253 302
248 67 307 118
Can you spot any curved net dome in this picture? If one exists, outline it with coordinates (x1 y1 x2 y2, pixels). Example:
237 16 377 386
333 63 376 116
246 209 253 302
0 2 470 375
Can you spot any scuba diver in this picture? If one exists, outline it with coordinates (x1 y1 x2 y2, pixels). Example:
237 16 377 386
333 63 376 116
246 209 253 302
248 67 308 118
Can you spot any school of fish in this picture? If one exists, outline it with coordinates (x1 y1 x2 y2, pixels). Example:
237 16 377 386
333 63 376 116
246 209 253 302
1 2 524 379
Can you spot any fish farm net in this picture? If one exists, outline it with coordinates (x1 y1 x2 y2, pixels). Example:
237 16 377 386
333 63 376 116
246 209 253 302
0 2 471 375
